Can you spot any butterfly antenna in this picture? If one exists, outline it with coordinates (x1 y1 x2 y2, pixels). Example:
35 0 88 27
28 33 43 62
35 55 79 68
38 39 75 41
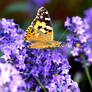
58 28 68 42
52 21 68 42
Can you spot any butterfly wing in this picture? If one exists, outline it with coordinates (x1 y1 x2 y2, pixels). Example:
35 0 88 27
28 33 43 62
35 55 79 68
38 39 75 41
28 40 64 48
24 7 66 48
24 26 52 42
31 7 53 41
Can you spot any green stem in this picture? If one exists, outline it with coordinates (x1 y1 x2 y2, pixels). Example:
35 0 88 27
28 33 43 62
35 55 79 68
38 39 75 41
34 77 47 92
24 88 28 92
82 55 92 89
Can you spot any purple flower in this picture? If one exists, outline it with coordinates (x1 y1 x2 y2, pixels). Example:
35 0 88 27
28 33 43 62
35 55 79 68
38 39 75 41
64 17 71 27
24 47 80 92
84 7 92 42
0 62 26 92
0 18 80 92
84 7 92 24
71 47 80 56
46 74 80 92
30 0 51 6
64 16 92 63
0 18 27 69
72 16 83 25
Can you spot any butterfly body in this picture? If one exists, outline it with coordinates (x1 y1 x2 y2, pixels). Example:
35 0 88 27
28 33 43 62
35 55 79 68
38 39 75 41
24 7 65 48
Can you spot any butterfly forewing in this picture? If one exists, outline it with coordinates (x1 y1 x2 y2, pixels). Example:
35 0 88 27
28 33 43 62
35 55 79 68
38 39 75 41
31 7 53 41
31 7 52 27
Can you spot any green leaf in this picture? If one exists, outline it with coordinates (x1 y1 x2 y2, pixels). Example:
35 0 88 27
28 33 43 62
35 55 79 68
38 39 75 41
4 2 28 13
0 50 2 58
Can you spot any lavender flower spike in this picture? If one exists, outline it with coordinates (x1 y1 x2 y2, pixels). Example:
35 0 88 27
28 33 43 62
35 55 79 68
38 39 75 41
0 62 26 92
64 16 92 63
0 18 27 69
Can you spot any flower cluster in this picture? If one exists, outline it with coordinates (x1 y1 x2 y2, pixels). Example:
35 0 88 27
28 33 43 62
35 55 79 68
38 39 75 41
84 7 92 25
0 18 27 69
0 62 26 92
46 74 80 92
64 16 92 63
0 18 80 92
84 7 92 43
24 48 80 92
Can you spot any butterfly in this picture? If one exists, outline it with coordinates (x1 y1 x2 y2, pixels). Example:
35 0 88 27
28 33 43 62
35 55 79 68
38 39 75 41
24 7 66 48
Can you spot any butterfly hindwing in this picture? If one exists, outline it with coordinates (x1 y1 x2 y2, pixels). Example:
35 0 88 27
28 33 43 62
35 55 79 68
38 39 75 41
28 40 64 48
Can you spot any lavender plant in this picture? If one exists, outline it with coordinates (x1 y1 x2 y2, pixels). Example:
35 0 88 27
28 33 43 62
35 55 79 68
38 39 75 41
0 18 27 70
64 16 92 88
64 16 92 63
0 18 80 92
84 7 92 44
24 48 80 92
0 62 26 92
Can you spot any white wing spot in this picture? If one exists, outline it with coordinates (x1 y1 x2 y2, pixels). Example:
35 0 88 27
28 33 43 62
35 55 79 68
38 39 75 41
40 16 43 19
46 26 52 30
45 11 48 14
45 18 50 21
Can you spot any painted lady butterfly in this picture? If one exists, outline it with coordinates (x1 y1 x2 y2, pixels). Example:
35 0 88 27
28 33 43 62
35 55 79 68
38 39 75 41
24 7 66 48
